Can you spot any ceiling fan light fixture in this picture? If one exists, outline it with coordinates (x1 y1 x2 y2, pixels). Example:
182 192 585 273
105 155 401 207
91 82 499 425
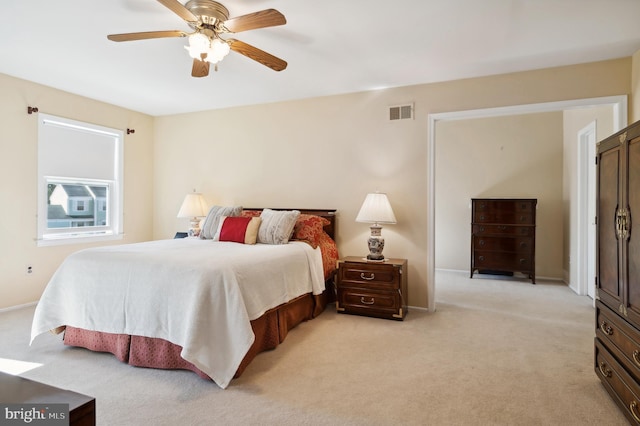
206 39 230 63
108 0 287 76
185 33 230 63
185 32 210 59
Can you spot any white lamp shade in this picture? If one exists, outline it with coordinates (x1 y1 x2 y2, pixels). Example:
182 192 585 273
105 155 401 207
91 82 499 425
177 193 207 218
355 193 397 224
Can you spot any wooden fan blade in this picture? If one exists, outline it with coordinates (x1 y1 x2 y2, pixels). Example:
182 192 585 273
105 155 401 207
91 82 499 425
223 9 286 33
107 30 188 42
192 58 210 77
229 39 287 71
157 0 199 23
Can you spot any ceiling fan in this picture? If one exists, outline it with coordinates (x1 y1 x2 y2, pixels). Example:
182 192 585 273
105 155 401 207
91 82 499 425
107 0 287 77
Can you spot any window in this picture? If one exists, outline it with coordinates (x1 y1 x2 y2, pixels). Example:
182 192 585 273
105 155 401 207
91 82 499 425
37 114 123 246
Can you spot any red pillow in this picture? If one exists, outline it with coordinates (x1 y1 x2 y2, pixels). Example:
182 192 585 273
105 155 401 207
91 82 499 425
215 216 261 244
220 217 251 243
293 214 331 248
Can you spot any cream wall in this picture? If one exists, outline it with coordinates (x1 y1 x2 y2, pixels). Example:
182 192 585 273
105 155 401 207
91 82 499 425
154 58 631 309
434 112 564 278
0 73 155 309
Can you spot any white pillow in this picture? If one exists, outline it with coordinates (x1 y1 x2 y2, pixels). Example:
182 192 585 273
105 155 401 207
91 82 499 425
199 205 242 239
257 209 300 244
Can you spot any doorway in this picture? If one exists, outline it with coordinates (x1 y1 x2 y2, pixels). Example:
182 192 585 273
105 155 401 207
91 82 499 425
426 96 627 312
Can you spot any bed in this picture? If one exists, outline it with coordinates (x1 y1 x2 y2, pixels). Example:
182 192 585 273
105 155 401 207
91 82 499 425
30 208 338 389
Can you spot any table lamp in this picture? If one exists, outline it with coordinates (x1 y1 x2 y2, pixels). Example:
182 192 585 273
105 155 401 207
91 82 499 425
177 191 207 237
355 192 397 261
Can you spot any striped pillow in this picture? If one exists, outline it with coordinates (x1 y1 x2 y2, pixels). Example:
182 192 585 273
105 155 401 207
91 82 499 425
257 209 300 244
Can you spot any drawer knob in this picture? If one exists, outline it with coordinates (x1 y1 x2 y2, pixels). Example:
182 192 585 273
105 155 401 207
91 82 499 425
631 401 640 423
479 256 484 261
599 321 614 335
360 296 375 305
633 350 640 367
498 225 506 231
360 272 375 281
599 362 612 378
479 240 485 246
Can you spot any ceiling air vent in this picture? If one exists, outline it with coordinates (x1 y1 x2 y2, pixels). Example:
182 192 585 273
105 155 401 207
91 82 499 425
389 103 414 121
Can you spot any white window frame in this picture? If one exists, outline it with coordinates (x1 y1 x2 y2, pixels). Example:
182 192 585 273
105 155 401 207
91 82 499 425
37 115 124 246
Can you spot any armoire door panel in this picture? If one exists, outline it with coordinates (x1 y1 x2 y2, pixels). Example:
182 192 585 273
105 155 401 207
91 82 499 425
598 148 622 303
626 137 640 324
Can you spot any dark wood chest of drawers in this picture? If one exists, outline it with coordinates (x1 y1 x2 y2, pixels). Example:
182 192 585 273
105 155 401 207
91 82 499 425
470 198 537 284
336 256 407 320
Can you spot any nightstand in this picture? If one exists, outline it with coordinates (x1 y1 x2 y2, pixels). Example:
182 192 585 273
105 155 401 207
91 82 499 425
336 256 408 320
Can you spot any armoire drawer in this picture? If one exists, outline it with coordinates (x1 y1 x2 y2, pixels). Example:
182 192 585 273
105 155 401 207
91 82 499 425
595 338 640 424
597 301 640 382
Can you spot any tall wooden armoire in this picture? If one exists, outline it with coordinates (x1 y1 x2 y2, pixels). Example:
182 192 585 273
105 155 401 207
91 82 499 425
595 119 640 424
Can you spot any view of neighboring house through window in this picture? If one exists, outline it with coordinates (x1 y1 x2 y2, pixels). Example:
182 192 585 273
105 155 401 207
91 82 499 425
37 114 123 245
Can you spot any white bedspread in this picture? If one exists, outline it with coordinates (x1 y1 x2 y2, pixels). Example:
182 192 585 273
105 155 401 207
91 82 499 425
30 239 325 389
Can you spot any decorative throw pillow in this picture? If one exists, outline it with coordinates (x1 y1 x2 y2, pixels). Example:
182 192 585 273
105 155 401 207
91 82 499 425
213 216 261 244
241 209 261 218
292 214 331 248
257 209 301 244
200 205 242 239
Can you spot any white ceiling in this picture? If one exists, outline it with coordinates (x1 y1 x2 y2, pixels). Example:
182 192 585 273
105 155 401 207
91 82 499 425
2 0 640 116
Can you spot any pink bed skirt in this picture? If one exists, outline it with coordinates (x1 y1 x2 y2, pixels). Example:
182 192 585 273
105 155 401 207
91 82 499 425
63 290 332 382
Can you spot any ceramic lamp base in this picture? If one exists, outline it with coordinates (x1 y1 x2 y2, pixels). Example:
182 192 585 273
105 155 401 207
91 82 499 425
366 235 385 261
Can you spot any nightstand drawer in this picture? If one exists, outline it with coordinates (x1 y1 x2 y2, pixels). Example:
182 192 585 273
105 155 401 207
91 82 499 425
337 288 402 319
338 262 400 290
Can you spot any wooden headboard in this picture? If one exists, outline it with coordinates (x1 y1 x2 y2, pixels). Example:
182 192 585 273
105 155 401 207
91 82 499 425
243 208 337 240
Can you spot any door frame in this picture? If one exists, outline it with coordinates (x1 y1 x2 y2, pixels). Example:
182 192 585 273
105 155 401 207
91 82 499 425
577 121 597 300
426 95 627 312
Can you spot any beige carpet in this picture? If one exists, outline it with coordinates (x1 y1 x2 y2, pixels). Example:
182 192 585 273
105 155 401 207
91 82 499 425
0 270 629 425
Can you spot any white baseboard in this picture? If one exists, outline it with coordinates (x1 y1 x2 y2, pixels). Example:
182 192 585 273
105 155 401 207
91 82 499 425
435 268 565 282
